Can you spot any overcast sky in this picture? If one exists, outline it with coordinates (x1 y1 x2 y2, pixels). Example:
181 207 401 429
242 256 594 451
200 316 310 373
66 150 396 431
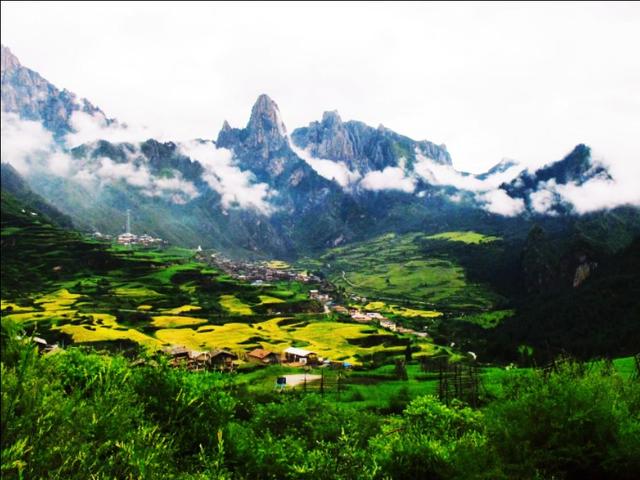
2 1 639 173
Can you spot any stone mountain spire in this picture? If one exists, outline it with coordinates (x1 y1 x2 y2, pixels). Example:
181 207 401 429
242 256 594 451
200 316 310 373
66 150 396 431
245 94 288 153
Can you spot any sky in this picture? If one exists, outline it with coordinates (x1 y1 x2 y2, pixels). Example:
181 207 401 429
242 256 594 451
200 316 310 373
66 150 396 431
1 1 639 173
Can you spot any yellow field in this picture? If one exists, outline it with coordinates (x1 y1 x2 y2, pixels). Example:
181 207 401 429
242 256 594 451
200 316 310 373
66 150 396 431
114 287 161 298
364 301 442 318
264 260 290 269
155 317 433 363
219 295 253 315
425 231 500 244
258 295 286 305
1 300 34 313
163 304 202 314
151 315 208 328
137 304 153 311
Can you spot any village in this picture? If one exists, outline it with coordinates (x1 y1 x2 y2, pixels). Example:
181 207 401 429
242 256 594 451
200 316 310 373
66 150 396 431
86 211 429 380
202 251 322 285
158 282 430 377
91 209 167 248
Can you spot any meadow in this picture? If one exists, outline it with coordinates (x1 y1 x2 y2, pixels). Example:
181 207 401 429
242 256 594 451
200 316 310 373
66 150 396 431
300 231 505 311
0 202 433 364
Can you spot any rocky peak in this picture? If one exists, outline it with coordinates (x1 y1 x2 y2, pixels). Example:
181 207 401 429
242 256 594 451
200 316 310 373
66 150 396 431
321 110 342 126
245 94 288 151
1 45 21 73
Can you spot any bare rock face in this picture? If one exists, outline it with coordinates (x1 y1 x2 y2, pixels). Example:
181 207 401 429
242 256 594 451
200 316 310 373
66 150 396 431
1 44 110 140
291 110 452 174
245 94 289 156
301 110 357 162
573 260 597 288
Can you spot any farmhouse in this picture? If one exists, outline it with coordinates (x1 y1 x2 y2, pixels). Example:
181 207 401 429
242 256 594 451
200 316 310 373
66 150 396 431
164 346 237 370
284 346 318 365
248 348 280 364
210 350 238 369
380 319 397 331
365 312 384 320
351 312 372 323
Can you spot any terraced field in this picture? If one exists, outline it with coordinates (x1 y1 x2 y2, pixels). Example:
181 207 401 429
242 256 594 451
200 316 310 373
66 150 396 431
300 232 503 310
1 196 434 364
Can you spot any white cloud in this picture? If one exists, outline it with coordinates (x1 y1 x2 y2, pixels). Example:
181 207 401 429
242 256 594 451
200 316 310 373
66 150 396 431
66 111 162 147
0 111 61 174
529 185 557 215
289 143 361 187
360 166 416 193
5 3 638 175
414 149 522 192
179 140 275 214
477 189 525 217
83 156 199 203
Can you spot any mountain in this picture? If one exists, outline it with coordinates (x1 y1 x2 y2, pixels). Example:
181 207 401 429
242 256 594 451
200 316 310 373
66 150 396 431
1 44 638 262
0 163 73 228
1 45 113 140
291 110 452 174
500 144 611 213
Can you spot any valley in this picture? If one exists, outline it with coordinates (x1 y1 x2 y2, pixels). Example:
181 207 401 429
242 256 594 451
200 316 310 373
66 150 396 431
1 17 639 480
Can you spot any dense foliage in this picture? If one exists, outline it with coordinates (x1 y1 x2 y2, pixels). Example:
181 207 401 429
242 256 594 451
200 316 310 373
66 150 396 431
2 322 638 479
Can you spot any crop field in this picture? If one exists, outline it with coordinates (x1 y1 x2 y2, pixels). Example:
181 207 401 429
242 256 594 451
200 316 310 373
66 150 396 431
425 231 501 244
1 211 434 365
301 232 502 310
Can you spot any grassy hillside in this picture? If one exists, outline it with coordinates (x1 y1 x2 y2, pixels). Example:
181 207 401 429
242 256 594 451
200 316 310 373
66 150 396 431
1 191 433 364
299 231 506 311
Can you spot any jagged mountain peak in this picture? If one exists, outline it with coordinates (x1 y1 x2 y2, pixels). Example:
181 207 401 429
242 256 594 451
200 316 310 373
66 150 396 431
247 94 287 133
243 94 288 153
321 110 342 125
1 44 21 72
1 44 111 140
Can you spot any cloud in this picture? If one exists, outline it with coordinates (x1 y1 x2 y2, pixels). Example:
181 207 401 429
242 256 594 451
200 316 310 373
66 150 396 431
78 156 199 204
0 111 70 174
65 111 163 147
414 149 522 192
529 185 557 215
289 143 361 187
513 145 640 215
476 189 525 216
179 140 275 214
360 166 416 193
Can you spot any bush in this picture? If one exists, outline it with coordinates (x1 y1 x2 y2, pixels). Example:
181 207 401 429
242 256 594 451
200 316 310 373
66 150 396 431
487 361 640 480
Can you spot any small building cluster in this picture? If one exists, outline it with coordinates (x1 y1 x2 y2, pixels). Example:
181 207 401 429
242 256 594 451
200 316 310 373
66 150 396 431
207 254 321 285
164 346 238 371
116 232 166 247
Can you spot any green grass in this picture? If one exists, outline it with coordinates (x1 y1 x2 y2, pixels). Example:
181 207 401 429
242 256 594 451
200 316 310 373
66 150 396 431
454 309 515 329
219 295 254 315
300 232 500 310
425 231 501 244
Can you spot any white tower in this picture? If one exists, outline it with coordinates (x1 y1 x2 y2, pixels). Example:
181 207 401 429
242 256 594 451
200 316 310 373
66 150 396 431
126 209 131 234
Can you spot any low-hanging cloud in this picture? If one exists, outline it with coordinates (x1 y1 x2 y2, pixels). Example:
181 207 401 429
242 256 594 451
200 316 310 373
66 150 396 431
507 145 640 215
289 143 361 187
360 166 416 193
414 149 522 192
0 111 73 175
179 140 275 214
477 189 526 216
65 111 165 147
1 112 198 204
76 156 199 204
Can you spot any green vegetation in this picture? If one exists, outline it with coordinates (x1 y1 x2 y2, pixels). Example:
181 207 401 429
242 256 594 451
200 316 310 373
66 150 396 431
425 230 501 244
302 232 501 310
2 325 638 479
1 194 435 364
